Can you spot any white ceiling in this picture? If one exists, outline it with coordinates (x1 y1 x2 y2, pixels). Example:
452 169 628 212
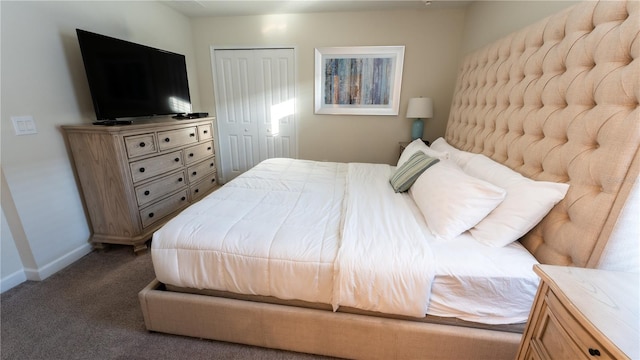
161 0 471 18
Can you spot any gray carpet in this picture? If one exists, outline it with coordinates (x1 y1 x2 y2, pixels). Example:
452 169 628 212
0 244 336 360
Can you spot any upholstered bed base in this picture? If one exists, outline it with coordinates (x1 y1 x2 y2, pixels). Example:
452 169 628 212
139 280 521 359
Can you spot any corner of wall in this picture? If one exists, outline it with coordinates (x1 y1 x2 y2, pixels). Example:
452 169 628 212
24 243 94 281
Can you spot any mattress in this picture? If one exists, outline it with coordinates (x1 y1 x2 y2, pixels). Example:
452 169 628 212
152 158 540 324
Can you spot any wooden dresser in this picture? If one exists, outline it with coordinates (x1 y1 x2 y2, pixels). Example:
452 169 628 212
517 264 639 360
63 117 218 253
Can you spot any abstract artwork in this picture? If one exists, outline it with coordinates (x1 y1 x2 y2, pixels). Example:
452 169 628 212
314 46 405 115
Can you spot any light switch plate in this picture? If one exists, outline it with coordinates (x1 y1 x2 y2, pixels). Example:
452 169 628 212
11 115 38 135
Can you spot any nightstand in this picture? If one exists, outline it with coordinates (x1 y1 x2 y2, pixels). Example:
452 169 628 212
517 265 639 360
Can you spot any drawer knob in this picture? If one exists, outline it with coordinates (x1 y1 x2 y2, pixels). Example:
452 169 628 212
139 142 146 147
165 137 170 142
148 212 154 218
207 147 212 151
210 163 214 167
189 153 194 157
174 158 180 162
139 167 145 173
203 130 208 134
190 133 195 137
181 196 186 201
588 348 601 357
211 178 216 183
178 177 183 182
194 189 199 193
192 171 197 176
144 190 150 196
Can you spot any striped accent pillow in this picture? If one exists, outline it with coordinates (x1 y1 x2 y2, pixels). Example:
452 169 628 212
389 151 440 193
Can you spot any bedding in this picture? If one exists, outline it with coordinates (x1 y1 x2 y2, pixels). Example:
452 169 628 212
334 162 435 317
389 151 440 192
463 154 570 247
152 157 541 323
397 138 449 167
431 137 475 168
152 159 345 305
409 159 507 240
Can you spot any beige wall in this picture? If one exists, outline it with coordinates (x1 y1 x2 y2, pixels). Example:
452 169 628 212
192 8 467 165
0 1 197 289
460 0 579 55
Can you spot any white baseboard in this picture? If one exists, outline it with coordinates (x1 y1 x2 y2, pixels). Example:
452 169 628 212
23 243 94 282
2 243 93 293
1 269 28 293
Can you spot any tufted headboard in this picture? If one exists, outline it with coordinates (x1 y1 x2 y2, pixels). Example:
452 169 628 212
446 0 639 268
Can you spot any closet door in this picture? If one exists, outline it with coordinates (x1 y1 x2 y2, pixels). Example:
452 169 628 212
254 49 296 161
213 48 296 183
213 50 260 182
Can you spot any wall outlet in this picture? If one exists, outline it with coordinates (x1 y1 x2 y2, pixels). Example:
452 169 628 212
11 115 38 135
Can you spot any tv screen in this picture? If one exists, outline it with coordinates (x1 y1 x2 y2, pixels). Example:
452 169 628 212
76 29 192 121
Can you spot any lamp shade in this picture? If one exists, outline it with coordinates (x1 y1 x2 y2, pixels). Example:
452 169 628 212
406 97 433 118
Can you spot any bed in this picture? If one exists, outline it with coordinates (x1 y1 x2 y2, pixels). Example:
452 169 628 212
139 1 639 358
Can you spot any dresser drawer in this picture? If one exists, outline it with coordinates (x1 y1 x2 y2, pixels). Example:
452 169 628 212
187 157 216 184
130 150 183 183
158 127 198 151
190 173 218 201
124 133 157 158
135 170 186 207
184 141 215 165
139 190 189 228
198 124 213 140
523 346 542 360
545 291 614 359
532 304 584 359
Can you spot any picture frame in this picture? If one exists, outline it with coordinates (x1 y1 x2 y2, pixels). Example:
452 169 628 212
314 46 405 115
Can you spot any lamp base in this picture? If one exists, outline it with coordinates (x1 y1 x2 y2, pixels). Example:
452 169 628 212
411 118 424 140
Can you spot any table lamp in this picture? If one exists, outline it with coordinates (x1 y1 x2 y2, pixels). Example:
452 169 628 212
407 97 433 140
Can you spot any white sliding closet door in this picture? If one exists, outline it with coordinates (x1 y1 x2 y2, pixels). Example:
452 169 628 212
213 48 296 183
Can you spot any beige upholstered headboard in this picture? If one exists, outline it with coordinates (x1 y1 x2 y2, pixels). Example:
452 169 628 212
446 0 639 268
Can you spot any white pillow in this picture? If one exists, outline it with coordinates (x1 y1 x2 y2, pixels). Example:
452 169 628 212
398 138 448 168
464 155 570 247
430 137 476 168
409 160 506 240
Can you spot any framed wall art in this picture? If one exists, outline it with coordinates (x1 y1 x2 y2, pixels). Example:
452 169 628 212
314 46 405 115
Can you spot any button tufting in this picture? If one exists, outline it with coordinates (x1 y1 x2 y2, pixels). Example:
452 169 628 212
444 0 639 269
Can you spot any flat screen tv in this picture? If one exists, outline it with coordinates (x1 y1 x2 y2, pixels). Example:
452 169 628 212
76 29 192 123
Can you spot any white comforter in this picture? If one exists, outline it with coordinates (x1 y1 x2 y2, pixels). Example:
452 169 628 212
152 159 346 304
153 158 435 317
152 158 540 323
333 163 435 317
